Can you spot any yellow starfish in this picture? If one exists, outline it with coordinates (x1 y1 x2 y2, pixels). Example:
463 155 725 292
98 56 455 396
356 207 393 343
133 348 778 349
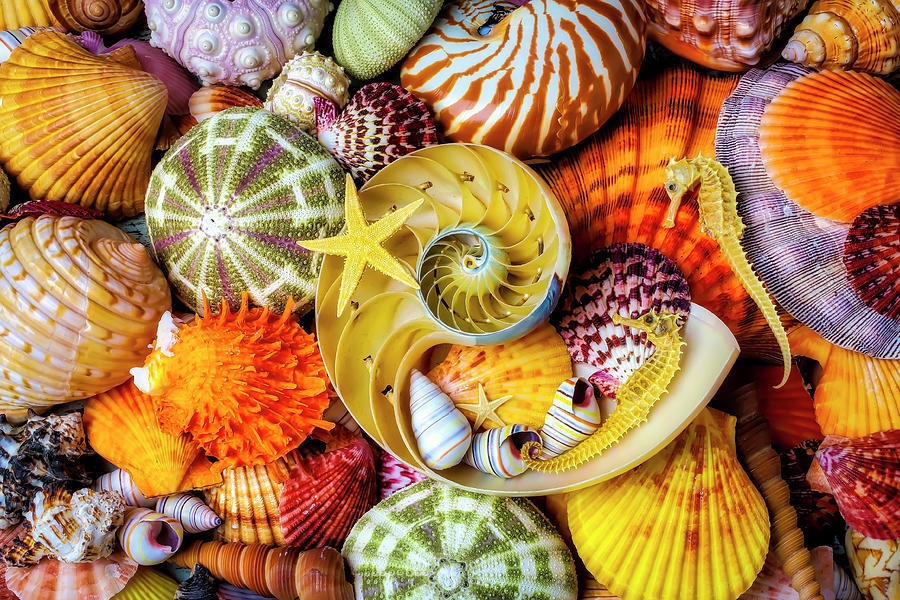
455 382 514 431
300 174 424 316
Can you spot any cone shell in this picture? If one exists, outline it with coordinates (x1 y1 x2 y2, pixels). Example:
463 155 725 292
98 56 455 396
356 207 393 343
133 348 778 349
427 323 573 430
317 82 438 183
189 86 262 123
112 567 179 600
265 52 349 134
567 408 770 600
118 508 184 566
155 494 221 535
0 31 168 218
5 552 138 600
377 450 426 500
644 0 811 71
463 424 542 478
554 243 691 398
758 70 900 223
28 487 126 563
84 382 221 499
0 216 171 421
538 378 603 459
846 527 900 600
93 470 155 508
815 430 900 540
278 428 378 550
0 1 56 30
783 0 900 75
753 364 824 449
843 204 900 320
408 369 472 470
48 0 142 34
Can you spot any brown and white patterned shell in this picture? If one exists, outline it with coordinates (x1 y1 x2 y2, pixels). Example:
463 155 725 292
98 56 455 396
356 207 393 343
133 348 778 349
644 0 811 71
48 0 144 34
845 528 900 600
401 0 645 158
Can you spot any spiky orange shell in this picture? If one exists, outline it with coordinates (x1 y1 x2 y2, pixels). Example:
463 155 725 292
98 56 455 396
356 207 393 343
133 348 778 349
135 294 333 469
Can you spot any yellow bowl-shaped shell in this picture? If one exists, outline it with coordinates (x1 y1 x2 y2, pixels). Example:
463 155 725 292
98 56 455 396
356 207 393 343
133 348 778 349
0 216 171 422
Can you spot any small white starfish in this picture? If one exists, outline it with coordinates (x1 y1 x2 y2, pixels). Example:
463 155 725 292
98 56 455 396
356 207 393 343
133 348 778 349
456 383 513 431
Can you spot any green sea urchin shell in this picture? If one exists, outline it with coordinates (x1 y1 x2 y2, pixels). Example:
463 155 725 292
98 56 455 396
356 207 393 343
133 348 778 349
145 107 345 316
341 479 578 600
332 0 442 80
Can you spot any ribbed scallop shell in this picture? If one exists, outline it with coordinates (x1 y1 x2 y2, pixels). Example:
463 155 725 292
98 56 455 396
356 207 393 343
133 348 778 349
783 0 900 75
48 0 142 34
643 0 810 71
843 205 900 320
0 26 44 64
789 325 900 438
845 527 900 600
0 216 171 421
554 243 691 398
0 1 56 30
567 408 770 600
401 0 645 158
189 86 262 123
317 82 438 184
5 552 138 600
758 70 900 223
464 424 542 478
408 369 472 470
377 450 426 500
155 494 221 534
112 567 179 600
0 31 168 218
427 323 573 430
753 364 823 449
118 508 184 566
815 430 900 540
93 470 155 508
84 382 221 499
539 377 603 459
265 51 349 134
716 62 900 359
144 0 332 89
315 143 571 482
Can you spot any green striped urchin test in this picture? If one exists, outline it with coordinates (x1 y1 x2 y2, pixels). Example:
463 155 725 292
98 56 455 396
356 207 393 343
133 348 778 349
145 107 345 315
342 479 577 600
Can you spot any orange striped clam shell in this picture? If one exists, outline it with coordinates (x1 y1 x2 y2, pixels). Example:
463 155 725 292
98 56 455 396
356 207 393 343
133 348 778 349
189 86 263 124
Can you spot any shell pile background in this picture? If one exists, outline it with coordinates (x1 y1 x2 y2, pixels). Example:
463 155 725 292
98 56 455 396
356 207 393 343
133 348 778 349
0 1 897 600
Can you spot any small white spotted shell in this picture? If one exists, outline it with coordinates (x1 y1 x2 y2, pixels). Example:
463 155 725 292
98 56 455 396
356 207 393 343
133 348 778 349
266 51 350 135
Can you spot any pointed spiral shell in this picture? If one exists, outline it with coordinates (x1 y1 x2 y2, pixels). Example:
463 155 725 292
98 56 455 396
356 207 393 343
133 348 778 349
93 469 155 508
48 0 143 34
155 493 222 534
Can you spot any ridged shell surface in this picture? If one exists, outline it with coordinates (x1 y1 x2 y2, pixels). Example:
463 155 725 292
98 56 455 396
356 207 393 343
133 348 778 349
315 143 571 481
48 0 143 34
716 62 900 358
189 86 263 123
0 216 171 421
144 0 332 88
401 0 645 158
0 26 44 63
845 527 900 600
342 479 578 599
265 51 350 134
843 204 900 320
118 508 184 566
5 552 138 600
0 1 56 30
145 107 345 316
567 408 770 600
377 450 426 500
112 566 180 600
753 365 823 449
0 31 168 218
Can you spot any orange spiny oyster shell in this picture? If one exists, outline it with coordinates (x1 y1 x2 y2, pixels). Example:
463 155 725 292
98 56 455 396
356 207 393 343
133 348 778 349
278 428 377 550
816 430 900 540
131 293 333 470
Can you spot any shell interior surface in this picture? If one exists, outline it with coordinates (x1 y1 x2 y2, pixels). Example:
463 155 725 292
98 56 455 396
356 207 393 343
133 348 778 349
401 0 646 158
118 508 185 566
341 479 578 600
843 204 900 320
145 107 345 316
554 242 691 398
715 62 900 359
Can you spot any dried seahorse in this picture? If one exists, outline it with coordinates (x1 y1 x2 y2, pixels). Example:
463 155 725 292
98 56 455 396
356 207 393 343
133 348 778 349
663 155 791 387
521 310 685 473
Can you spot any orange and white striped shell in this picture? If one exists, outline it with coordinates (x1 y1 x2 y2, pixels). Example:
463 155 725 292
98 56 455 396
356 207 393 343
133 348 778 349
400 0 645 158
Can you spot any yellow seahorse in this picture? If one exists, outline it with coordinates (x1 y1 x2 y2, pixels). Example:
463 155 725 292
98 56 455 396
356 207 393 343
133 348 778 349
521 310 685 473
662 155 791 388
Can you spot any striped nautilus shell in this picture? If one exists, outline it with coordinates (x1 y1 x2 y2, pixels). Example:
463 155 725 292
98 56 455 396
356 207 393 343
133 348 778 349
400 0 645 158
315 143 570 485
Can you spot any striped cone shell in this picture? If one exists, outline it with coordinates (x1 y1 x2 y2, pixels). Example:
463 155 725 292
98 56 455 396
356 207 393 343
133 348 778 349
409 369 472 470
117 508 184 566
538 377 603 459
463 424 542 478
155 494 221 534
93 470 155 508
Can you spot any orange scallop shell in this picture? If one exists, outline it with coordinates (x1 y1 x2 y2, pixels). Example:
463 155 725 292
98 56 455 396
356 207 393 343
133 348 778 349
753 364 823 449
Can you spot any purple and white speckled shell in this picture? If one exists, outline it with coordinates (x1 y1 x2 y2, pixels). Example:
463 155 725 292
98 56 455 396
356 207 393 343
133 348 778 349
553 242 691 398
144 0 333 89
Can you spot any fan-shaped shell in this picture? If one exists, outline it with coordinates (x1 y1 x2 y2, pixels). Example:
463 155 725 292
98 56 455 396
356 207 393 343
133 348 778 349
408 369 472 470
0 216 171 421
758 70 900 223
402 0 645 158
265 51 349 135
554 243 691 398
843 204 900 320
643 0 810 71
342 479 577 599
93 470 155 508
783 0 900 75
845 528 900 600
0 26 44 64
426 323 573 430
0 31 168 218
315 143 571 482
145 107 345 316
278 428 378 550
317 82 438 183
377 450 426 500
155 494 221 534
753 365 823 449
48 0 142 34
716 62 900 359
118 508 184 566
144 0 331 88
112 566 179 600
815 430 900 540
189 86 262 123
0 1 56 30
84 382 221 499
5 552 138 600
567 408 770 600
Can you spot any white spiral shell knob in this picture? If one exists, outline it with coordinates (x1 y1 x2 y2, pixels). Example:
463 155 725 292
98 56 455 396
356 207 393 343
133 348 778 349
117 508 184 565
155 493 222 534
